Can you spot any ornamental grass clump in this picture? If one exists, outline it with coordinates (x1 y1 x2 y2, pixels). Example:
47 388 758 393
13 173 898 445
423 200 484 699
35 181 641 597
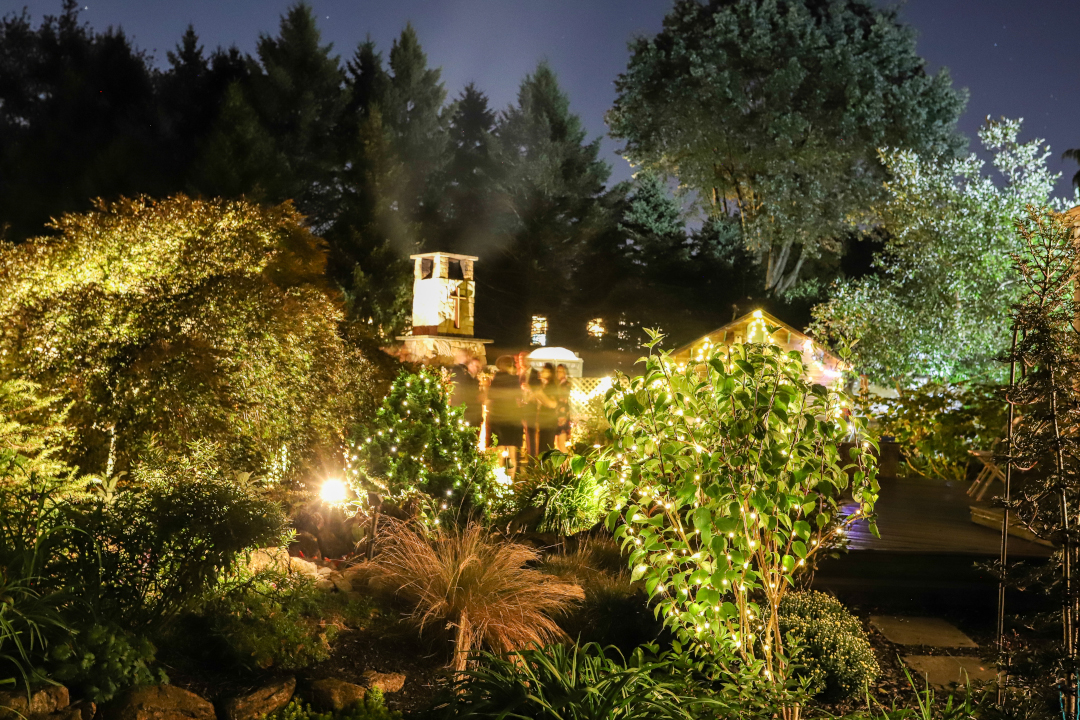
591 331 879 714
372 520 583 672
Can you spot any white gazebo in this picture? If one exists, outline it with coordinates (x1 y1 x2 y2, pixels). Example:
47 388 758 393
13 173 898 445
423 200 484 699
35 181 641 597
526 346 584 377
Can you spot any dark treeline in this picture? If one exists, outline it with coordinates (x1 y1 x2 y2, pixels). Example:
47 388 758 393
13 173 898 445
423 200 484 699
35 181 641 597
0 1 768 348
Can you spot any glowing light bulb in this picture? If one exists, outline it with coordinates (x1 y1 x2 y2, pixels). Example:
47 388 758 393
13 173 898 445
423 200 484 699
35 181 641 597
320 478 348 504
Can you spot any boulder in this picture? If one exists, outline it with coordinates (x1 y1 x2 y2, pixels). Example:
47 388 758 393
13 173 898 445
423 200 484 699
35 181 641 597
222 678 295 720
288 556 320 577
314 577 336 592
70 701 97 720
248 547 291 575
0 685 70 718
361 671 405 694
110 685 215 720
308 679 365 712
328 572 353 594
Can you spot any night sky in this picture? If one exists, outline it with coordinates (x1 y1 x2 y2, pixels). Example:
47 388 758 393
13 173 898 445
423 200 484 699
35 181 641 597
5 0 1079 198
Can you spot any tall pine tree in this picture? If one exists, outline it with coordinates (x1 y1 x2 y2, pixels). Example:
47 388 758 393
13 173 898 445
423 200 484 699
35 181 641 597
485 62 610 345
442 83 501 254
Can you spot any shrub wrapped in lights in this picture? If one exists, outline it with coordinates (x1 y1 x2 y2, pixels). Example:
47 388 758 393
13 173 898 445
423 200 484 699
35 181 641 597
590 330 879 712
346 368 500 524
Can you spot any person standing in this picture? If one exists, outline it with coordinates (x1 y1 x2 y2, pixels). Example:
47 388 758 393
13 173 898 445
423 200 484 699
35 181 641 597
487 355 522 476
554 363 571 452
527 363 559 454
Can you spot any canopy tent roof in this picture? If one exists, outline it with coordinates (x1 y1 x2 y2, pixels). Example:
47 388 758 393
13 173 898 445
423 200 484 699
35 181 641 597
526 346 584 377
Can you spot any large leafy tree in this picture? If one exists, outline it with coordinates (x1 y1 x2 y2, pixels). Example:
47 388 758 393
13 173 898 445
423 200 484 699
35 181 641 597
810 119 1068 384
607 0 967 295
0 195 386 482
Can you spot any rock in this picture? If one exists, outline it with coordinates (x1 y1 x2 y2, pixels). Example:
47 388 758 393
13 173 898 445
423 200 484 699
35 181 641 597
361 671 405 694
288 556 320 577
249 547 291 575
314 577 336 592
328 572 353 593
308 679 365 712
110 685 215 720
70 701 97 720
316 567 333 576
0 685 70 718
222 678 295 720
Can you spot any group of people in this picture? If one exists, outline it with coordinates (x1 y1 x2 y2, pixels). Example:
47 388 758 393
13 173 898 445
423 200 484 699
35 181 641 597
450 351 572 475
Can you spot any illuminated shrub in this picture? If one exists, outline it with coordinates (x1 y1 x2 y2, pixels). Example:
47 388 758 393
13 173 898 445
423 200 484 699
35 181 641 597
0 195 385 482
778 590 879 700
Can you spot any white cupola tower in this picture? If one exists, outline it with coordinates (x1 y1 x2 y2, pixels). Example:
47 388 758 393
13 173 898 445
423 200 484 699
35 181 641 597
397 252 491 365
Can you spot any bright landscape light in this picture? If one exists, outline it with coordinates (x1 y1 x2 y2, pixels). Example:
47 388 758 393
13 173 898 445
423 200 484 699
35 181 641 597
320 478 348 504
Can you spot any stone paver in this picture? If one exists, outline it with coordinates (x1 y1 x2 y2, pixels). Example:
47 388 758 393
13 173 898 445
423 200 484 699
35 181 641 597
869 615 978 648
903 655 997 688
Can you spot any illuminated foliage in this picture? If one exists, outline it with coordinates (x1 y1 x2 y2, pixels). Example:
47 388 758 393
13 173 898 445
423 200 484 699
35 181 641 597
609 0 966 295
811 118 1069 383
346 368 498 524
0 194 383 482
590 332 878 704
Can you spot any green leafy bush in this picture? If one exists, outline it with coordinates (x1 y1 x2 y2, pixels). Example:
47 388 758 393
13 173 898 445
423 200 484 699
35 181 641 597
346 368 498 525
778 591 879 700
869 382 1005 482
511 452 609 535
269 691 400 720
47 623 165 702
61 460 288 628
427 642 710 720
200 569 374 672
593 332 878 702
0 447 284 698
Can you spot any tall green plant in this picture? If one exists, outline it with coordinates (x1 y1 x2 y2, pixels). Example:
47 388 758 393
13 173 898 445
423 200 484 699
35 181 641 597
346 368 498 524
1001 206 1080 712
590 332 878 710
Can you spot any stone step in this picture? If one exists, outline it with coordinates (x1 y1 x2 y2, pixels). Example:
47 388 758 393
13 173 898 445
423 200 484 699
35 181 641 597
903 655 996 688
870 615 978 648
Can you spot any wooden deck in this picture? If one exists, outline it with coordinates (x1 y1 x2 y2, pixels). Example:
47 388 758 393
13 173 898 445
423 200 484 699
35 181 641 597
842 475 1050 557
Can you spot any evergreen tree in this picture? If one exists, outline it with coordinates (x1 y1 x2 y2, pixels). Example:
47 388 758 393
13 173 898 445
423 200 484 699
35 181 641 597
618 171 686 268
381 24 450 243
487 62 610 345
193 3 347 229
345 367 497 526
0 1 163 241
443 83 501 254
161 28 250 191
